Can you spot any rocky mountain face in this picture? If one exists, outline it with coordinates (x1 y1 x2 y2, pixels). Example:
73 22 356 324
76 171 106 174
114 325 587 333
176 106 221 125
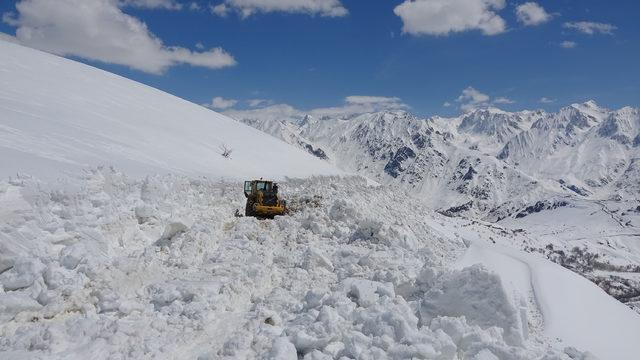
231 101 640 221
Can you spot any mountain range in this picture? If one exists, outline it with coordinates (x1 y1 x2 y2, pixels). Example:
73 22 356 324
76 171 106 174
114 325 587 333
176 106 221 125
228 101 640 221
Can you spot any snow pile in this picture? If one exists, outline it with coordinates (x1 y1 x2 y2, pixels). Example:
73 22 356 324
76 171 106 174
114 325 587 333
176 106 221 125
0 168 593 359
0 39 340 180
279 267 544 359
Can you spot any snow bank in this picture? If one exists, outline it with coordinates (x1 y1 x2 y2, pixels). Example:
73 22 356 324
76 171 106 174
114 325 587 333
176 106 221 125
459 241 640 360
0 39 341 180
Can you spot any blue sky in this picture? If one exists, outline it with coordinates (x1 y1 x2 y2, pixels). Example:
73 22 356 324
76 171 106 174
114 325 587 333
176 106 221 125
1 0 638 117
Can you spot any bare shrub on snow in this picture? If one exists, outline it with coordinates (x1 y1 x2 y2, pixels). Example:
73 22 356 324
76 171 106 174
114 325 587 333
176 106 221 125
218 143 233 158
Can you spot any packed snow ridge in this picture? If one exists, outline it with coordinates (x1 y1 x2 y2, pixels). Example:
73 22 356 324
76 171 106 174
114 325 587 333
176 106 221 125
2 39 640 359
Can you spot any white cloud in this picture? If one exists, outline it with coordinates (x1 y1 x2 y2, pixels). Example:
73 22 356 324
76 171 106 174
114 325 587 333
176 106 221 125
211 3 228 16
539 97 555 103
119 0 182 9
224 95 409 122
224 104 302 124
453 87 514 110
559 40 577 49
564 21 616 35
0 31 19 43
493 96 515 104
456 86 491 110
208 96 238 110
345 96 403 105
393 0 507 36
3 0 236 74
247 98 273 107
443 102 452 107
211 0 348 18
1 12 18 26
311 96 408 118
515 2 551 26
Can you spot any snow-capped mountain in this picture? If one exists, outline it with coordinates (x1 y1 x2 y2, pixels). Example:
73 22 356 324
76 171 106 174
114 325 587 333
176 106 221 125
456 107 545 152
230 102 640 219
498 102 639 194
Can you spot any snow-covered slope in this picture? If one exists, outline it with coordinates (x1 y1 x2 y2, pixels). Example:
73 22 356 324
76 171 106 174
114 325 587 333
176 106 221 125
0 40 340 180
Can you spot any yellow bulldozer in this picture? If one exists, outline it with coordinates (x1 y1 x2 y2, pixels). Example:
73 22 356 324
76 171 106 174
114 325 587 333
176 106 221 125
243 179 286 218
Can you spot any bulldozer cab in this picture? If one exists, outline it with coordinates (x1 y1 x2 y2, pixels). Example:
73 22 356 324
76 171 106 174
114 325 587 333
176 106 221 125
244 180 275 198
243 179 285 218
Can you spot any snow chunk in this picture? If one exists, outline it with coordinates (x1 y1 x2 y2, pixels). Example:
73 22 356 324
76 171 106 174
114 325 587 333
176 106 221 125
59 243 87 270
341 278 395 308
0 293 42 322
93 289 120 313
0 257 45 291
43 263 84 291
328 199 358 222
156 218 193 246
292 331 330 355
147 283 184 310
303 248 334 271
270 337 297 360
351 219 383 242
134 204 155 224
0 253 15 274
420 265 524 346
564 347 599 360
473 349 499 360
